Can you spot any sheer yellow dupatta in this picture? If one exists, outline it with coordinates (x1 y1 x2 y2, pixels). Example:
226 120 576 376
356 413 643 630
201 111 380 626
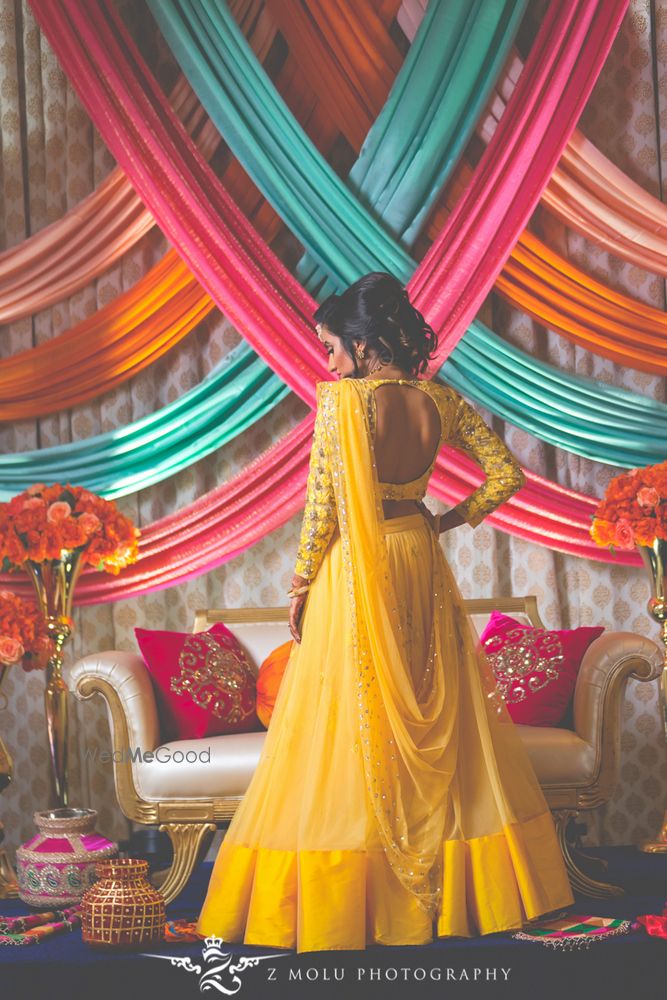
322 377 457 918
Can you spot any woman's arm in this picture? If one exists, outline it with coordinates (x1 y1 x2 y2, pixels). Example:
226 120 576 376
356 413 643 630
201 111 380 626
447 393 525 528
293 386 337 583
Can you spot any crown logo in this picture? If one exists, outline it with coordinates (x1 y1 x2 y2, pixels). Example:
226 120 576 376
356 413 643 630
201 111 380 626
202 935 226 960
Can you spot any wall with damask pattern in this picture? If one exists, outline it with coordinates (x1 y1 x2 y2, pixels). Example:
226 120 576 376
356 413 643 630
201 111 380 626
0 0 665 866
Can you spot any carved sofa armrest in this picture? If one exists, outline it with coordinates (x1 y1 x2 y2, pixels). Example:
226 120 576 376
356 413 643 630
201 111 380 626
69 649 160 770
572 631 663 793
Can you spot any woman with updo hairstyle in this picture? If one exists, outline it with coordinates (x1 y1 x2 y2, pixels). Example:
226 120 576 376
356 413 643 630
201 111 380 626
198 271 575 953
312 271 439 378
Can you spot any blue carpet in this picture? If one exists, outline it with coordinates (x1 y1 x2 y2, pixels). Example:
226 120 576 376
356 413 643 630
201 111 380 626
0 846 665 1000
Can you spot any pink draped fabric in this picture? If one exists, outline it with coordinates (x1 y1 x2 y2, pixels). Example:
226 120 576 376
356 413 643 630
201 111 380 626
478 51 667 274
1 414 639 605
411 0 629 363
29 0 326 407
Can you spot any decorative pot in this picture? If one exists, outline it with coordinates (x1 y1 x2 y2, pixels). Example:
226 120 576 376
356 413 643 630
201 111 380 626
81 857 165 949
16 807 117 906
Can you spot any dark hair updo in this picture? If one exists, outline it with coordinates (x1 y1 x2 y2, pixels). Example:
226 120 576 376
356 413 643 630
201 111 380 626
313 271 439 377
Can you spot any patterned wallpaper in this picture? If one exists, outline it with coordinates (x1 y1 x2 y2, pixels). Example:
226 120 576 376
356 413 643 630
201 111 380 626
0 0 665 867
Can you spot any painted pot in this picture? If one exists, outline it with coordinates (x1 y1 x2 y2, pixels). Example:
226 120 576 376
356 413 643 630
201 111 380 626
81 857 166 949
16 807 117 906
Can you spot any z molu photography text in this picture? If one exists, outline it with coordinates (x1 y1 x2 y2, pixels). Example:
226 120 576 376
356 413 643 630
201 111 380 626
267 965 513 983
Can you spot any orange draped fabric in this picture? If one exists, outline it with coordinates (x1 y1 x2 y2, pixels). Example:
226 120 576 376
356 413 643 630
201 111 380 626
263 0 403 151
429 166 667 375
0 251 214 419
497 232 667 374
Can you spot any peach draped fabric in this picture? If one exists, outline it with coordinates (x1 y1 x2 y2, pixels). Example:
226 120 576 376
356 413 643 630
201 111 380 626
0 77 220 325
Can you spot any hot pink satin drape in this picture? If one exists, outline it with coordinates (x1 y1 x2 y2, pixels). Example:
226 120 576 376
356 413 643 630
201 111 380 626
478 51 667 274
407 0 629 363
2 407 637 605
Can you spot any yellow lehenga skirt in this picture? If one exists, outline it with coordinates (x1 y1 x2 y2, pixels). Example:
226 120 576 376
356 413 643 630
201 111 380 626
197 512 575 953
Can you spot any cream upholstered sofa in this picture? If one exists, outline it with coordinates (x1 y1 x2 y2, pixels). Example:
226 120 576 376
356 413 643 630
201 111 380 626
68 598 663 904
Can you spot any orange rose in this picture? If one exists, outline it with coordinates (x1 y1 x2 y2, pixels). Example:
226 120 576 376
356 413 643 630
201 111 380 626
78 512 101 536
46 501 72 523
614 518 635 550
637 487 660 509
0 635 24 665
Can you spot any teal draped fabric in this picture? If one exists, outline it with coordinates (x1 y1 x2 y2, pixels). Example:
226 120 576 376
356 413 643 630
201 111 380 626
0 343 289 499
1 331 662 499
297 0 526 296
141 0 663 470
445 327 667 466
148 0 524 298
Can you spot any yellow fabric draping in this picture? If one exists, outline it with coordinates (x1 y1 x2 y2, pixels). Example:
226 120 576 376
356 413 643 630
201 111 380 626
0 251 214 419
197 382 574 951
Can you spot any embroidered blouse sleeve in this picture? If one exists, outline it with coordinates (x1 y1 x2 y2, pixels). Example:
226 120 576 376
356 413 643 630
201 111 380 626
293 383 338 581
447 393 525 529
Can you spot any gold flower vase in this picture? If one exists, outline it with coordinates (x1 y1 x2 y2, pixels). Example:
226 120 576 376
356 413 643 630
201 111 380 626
637 537 667 852
0 665 19 897
23 548 85 809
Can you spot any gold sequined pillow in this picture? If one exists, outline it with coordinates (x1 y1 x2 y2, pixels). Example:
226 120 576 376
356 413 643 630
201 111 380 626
135 623 262 740
478 611 604 727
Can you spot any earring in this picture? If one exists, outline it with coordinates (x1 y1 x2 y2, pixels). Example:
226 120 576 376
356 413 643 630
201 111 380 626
355 346 365 360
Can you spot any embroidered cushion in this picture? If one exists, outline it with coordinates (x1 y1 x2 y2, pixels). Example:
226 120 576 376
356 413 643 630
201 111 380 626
135 622 261 741
255 640 294 729
478 611 604 727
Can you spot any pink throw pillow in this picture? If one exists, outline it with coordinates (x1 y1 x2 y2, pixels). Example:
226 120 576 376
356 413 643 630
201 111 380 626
478 611 604 727
135 622 262 741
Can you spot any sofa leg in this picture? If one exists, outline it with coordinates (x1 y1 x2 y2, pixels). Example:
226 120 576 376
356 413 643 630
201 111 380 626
152 822 217 905
553 810 624 898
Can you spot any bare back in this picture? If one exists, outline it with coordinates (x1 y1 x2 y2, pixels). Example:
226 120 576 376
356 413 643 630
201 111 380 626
371 383 442 518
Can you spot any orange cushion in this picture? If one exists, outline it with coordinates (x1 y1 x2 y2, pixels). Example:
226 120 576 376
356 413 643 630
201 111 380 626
255 640 294 728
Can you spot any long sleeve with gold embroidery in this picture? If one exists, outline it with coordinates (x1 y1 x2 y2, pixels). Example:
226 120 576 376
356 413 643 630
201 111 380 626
448 393 525 529
293 385 338 581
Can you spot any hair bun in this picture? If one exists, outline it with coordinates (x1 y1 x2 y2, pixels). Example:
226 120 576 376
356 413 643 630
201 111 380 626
312 272 439 377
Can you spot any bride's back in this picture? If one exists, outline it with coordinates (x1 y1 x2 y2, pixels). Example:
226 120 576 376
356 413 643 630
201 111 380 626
371 382 442 486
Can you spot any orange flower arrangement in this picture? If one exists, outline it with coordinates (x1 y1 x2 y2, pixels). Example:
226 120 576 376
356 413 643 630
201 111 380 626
0 589 53 671
0 483 140 575
590 460 667 552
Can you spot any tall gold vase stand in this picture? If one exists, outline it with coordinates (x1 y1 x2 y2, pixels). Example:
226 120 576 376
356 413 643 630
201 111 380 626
0 666 18 897
638 539 667 852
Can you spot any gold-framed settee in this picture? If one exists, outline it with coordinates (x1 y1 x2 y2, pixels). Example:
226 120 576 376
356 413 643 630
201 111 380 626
67 597 663 904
